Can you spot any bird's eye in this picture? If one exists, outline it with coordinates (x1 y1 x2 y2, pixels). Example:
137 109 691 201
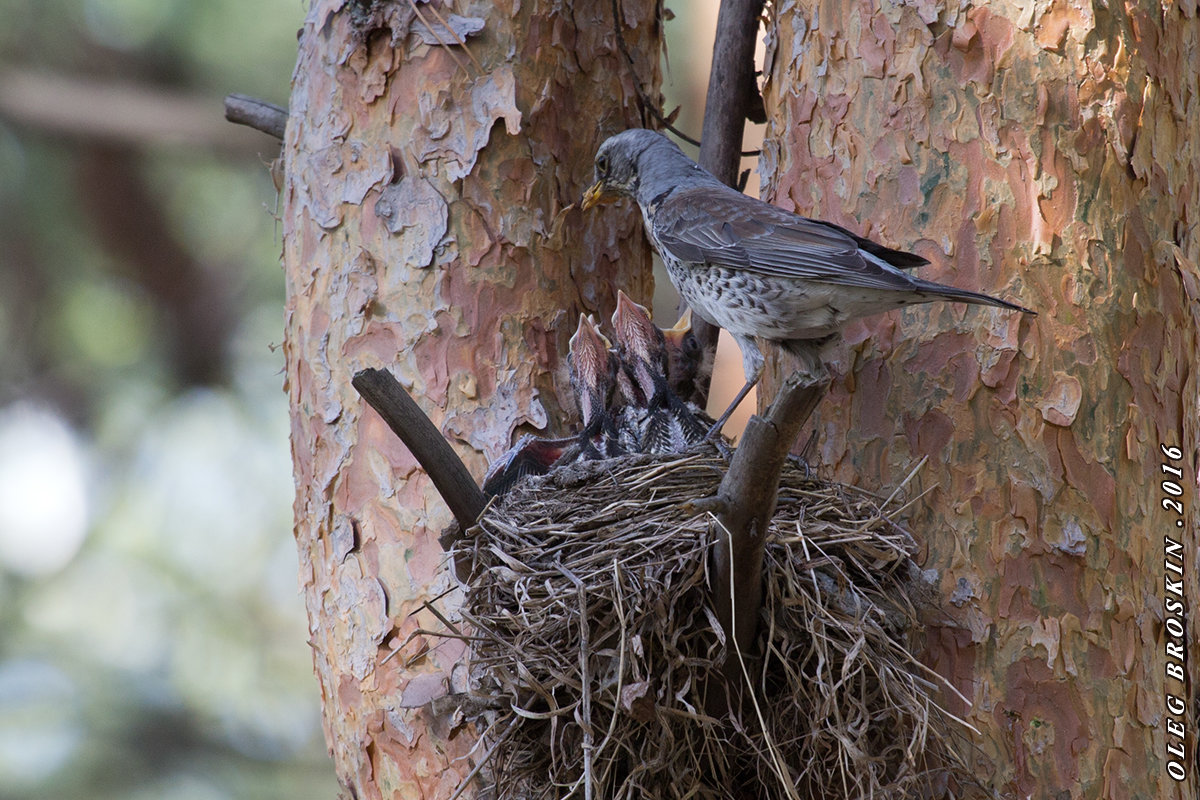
596 154 609 176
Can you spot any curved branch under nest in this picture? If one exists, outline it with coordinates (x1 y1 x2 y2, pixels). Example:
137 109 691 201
440 451 984 800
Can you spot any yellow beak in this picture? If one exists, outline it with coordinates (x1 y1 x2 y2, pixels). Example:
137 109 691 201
663 308 693 338
582 180 617 210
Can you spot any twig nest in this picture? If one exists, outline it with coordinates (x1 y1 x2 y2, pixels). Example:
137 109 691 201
449 451 979 799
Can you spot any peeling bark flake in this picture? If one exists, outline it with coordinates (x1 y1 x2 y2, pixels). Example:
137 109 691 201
762 1 1199 795
282 2 661 797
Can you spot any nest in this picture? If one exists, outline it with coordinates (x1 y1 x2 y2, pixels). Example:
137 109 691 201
445 451 980 800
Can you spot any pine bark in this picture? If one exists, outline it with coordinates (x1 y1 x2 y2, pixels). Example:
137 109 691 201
761 2 1199 796
281 2 661 797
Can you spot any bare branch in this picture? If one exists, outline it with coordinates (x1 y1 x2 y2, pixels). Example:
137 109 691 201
224 93 287 140
352 368 487 531
0 68 269 155
698 0 766 186
710 371 829 676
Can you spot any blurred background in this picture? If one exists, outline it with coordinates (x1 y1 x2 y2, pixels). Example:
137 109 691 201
0 1 336 798
0 2 758 798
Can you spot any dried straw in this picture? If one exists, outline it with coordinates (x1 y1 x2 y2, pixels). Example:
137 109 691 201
444 451 983 799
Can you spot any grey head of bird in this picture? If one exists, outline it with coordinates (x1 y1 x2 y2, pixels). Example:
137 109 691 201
582 129 717 211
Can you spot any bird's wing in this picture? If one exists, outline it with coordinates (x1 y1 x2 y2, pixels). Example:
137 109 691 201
806 218 930 269
652 188 922 292
481 434 571 497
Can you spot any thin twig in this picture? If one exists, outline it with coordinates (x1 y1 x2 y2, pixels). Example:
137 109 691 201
224 93 287 139
880 454 929 511
407 0 470 75
420 0 484 70
446 727 510 800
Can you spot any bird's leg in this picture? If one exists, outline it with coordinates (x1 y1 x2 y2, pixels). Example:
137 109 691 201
769 342 831 462
787 429 819 478
705 377 758 439
705 335 764 440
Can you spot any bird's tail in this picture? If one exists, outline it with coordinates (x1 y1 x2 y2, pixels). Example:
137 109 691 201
912 278 1036 316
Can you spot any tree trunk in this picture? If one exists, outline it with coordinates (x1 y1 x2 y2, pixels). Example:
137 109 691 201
761 1 1198 797
281 2 661 797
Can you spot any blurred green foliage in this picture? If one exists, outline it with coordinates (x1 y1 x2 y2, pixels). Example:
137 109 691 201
0 1 340 798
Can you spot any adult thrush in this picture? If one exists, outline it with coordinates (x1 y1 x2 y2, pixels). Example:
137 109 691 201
582 128 1035 433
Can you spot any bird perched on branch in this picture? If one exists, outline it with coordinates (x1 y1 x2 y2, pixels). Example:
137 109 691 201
582 128 1035 434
